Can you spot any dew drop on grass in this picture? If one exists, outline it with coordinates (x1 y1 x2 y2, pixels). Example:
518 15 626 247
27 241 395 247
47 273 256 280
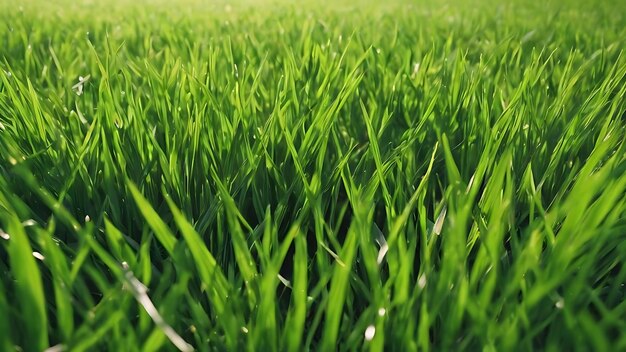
364 325 376 341
44 344 64 352
0 229 9 240
555 298 564 310
241 326 249 334
378 308 386 317
412 62 420 78
32 251 45 261
22 219 37 227
418 274 427 289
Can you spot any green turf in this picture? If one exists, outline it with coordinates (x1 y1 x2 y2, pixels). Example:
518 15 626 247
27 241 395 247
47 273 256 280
1 0 626 350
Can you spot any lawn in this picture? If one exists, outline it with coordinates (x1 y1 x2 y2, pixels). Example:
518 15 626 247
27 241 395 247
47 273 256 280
1 0 626 350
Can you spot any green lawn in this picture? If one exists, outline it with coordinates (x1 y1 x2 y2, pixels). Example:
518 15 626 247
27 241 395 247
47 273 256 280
1 0 626 350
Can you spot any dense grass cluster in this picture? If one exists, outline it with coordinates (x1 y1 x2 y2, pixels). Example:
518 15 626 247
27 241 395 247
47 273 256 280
1 0 626 350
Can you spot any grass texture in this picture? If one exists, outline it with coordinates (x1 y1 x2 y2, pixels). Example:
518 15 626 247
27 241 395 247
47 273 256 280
1 0 626 350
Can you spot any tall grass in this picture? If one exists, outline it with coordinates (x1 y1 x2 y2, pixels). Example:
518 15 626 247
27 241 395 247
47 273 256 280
1 0 626 350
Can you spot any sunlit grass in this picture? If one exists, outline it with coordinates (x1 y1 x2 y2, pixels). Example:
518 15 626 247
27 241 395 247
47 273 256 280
1 0 626 350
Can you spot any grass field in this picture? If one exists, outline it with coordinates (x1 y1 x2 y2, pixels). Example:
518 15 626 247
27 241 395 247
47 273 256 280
1 0 626 350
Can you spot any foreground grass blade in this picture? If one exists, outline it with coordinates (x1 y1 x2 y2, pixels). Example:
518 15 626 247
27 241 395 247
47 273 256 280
5 215 49 350
127 181 177 255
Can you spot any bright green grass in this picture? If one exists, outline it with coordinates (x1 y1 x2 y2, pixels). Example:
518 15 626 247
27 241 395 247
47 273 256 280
1 0 626 350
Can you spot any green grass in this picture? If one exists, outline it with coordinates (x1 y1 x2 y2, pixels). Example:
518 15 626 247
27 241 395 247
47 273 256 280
1 0 626 350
